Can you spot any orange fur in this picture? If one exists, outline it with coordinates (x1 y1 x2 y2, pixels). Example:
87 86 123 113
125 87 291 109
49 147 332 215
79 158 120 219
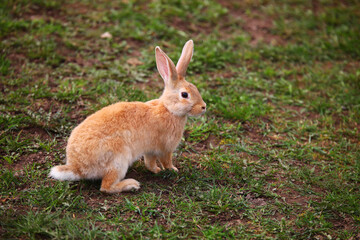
49 40 206 193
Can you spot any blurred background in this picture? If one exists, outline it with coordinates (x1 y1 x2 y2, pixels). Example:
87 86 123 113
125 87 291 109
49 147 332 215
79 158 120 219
1 0 359 239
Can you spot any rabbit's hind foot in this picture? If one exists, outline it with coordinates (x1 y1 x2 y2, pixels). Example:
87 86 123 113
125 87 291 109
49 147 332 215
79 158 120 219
100 169 140 193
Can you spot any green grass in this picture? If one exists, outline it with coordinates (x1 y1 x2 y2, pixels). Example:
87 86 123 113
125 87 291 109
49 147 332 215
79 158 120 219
1 0 359 239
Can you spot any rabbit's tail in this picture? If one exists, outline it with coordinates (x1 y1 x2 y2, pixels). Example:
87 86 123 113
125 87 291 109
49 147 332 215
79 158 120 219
49 165 81 181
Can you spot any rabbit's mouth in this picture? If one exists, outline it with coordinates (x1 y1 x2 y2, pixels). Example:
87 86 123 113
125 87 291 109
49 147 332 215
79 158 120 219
188 104 207 117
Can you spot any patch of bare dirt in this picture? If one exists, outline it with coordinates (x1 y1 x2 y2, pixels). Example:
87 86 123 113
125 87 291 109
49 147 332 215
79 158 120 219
236 151 259 163
22 126 52 141
343 60 360 73
245 193 267 207
224 217 248 228
217 0 285 46
169 16 214 36
31 96 88 124
64 55 101 67
242 121 270 143
209 211 243 225
280 104 359 144
125 38 146 51
185 134 221 153
31 98 61 114
12 3 64 22
15 151 53 171
277 187 313 207
6 53 28 75
241 15 284 46
1 122 65 173
5 147 61 175
328 215 360 233
65 2 95 15
280 104 320 123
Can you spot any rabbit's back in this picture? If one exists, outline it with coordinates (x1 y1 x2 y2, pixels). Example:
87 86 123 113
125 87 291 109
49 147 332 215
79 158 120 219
65 101 186 173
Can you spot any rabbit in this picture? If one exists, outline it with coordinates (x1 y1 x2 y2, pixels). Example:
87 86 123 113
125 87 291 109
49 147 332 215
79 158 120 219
49 40 206 193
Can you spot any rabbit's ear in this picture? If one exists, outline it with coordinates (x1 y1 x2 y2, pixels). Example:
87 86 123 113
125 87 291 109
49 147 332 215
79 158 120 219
155 46 178 87
176 40 193 78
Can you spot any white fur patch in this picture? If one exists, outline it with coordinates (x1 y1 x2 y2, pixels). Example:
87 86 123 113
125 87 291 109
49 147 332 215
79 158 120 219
121 179 140 192
122 184 140 192
49 166 81 181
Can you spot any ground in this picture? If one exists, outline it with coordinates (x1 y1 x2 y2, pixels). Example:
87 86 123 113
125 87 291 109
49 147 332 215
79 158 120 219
0 0 359 239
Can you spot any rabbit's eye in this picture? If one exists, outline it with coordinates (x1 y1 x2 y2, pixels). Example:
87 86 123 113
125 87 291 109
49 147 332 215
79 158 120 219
181 92 189 98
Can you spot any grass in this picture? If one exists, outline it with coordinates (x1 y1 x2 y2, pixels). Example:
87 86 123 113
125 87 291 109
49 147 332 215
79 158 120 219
1 0 359 239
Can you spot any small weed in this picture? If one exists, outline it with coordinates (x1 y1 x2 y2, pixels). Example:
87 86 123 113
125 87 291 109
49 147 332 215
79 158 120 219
0 53 10 75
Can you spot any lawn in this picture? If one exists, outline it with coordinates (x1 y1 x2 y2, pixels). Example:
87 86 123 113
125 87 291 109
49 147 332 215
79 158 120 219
1 0 359 239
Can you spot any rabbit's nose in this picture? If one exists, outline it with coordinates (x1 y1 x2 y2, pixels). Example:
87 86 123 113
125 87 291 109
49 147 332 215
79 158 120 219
201 102 206 111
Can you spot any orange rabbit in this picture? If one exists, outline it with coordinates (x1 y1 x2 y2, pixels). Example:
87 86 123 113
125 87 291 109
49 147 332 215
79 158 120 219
49 40 206 193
